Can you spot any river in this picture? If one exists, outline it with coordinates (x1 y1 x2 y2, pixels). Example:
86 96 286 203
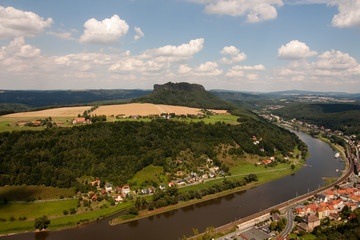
2 130 345 240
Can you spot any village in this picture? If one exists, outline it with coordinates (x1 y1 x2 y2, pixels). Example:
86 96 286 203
217 176 360 240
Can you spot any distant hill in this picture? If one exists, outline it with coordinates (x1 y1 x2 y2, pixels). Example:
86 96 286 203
0 89 151 115
274 103 360 135
133 82 233 110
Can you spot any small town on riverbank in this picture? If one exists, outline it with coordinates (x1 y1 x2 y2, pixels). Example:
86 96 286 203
204 114 360 240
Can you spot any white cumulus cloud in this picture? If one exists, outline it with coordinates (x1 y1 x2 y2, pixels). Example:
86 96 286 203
278 40 317 59
190 0 284 23
193 61 223 76
146 38 204 57
178 64 192 74
315 49 359 70
79 15 129 44
219 45 247 64
0 5 53 39
134 26 144 41
226 64 265 77
329 0 360 28
47 31 75 40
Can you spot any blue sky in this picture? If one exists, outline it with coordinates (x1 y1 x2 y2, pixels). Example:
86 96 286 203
0 0 360 92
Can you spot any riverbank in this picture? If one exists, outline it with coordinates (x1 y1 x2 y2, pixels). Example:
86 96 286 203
0 151 305 237
189 130 352 240
110 160 304 226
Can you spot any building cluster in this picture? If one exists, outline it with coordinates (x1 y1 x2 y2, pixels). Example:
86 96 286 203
293 182 360 233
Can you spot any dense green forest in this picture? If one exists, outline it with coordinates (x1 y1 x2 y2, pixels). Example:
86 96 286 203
0 118 304 188
274 103 360 135
133 82 233 110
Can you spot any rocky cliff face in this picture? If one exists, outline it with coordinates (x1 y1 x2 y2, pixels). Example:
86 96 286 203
153 82 205 93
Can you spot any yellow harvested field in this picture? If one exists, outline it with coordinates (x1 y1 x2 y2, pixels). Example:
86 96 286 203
92 103 227 116
0 106 92 118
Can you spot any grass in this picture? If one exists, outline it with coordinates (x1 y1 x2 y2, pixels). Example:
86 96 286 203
0 199 78 219
128 165 166 187
0 185 75 201
0 200 133 235
230 162 290 175
0 117 74 133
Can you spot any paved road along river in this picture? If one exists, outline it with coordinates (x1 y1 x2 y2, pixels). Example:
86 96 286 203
1 130 345 240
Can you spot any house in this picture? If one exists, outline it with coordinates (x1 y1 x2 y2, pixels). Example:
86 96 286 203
141 188 149 194
270 156 275 160
32 120 42 126
209 172 215 178
329 213 341 221
91 180 100 186
305 215 320 230
149 187 155 193
122 185 130 195
168 182 175 187
202 174 208 179
115 194 123 202
297 222 311 232
91 194 98 201
316 194 327 202
295 207 305 216
213 165 220 171
101 189 107 195
88 191 94 196
105 184 113 192
177 180 186 186
159 184 166 190
72 117 91 124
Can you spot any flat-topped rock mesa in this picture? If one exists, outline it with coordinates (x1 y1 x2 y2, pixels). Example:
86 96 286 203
153 82 205 93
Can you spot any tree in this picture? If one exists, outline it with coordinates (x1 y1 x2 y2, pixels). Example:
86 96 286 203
34 215 50 230
127 206 139 215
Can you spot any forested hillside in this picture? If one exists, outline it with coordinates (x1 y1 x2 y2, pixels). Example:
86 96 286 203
273 103 360 134
0 118 304 188
0 89 150 109
133 82 233 109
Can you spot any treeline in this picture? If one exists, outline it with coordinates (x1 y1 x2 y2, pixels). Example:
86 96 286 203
0 119 303 188
274 103 360 135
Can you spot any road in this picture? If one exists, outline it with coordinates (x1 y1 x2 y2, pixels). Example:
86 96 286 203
281 205 296 237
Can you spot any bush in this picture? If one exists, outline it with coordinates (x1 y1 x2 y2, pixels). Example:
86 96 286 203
34 215 50 230
127 206 139 215
69 208 76 215
63 209 69 215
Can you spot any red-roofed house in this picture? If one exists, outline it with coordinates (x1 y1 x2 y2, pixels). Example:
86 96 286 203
115 194 123 202
91 180 100 186
122 185 130 195
73 118 91 124
296 208 305 216
168 182 175 187
91 194 98 201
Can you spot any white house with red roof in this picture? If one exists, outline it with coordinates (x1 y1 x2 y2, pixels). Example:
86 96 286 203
122 185 130 195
